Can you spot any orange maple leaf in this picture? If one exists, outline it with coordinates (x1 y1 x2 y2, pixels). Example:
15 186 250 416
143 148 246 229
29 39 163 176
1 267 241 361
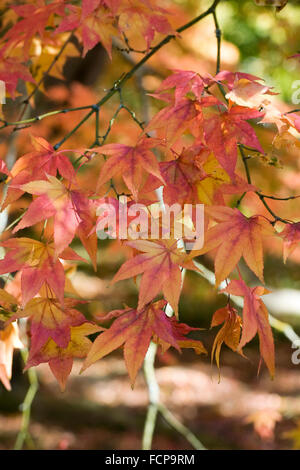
16 297 87 356
26 322 102 391
112 239 197 316
190 206 274 285
211 305 242 373
222 279 275 378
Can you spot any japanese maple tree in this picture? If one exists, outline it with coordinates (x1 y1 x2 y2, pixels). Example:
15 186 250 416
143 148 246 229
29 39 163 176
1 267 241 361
0 0 299 451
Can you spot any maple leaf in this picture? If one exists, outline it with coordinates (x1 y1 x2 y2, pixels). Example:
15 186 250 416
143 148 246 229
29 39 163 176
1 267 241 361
157 315 207 355
76 199 99 270
225 78 275 110
82 300 206 384
0 50 35 98
3 0 69 58
280 222 300 262
118 0 174 51
193 153 255 205
14 136 76 181
0 238 84 305
146 144 209 206
210 305 242 372
147 96 220 144
203 105 264 177
189 206 274 285
56 2 117 58
150 70 209 105
95 138 165 200
16 297 86 356
112 239 197 316
215 71 265 90
12 175 92 255
26 322 102 391
222 279 275 378
0 322 23 391
3 135 77 209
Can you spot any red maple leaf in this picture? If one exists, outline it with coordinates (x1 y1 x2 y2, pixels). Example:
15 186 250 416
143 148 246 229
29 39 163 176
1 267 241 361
0 238 83 305
12 176 92 255
146 144 209 205
95 138 165 200
203 105 264 177
280 222 300 262
3 0 69 58
3 136 77 209
0 49 35 99
56 1 118 57
82 300 206 384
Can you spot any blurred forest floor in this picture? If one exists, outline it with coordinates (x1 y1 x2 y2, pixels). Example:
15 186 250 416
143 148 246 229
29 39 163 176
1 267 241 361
0 341 300 450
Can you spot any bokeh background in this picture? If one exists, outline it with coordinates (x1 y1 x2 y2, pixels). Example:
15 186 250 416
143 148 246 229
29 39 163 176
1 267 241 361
1 0 300 450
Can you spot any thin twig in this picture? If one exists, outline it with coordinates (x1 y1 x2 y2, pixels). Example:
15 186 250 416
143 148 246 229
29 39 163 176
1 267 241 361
0 105 96 131
16 33 74 125
14 349 39 450
212 10 222 74
239 145 289 225
158 404 206 450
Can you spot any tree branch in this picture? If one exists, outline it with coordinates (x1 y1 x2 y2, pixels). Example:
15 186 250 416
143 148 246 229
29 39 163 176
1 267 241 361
14 348 39 450
51 0 222 150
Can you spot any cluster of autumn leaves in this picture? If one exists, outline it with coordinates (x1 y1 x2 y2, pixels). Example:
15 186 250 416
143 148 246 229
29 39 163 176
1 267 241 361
0 0 175 98
0 0 300 391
